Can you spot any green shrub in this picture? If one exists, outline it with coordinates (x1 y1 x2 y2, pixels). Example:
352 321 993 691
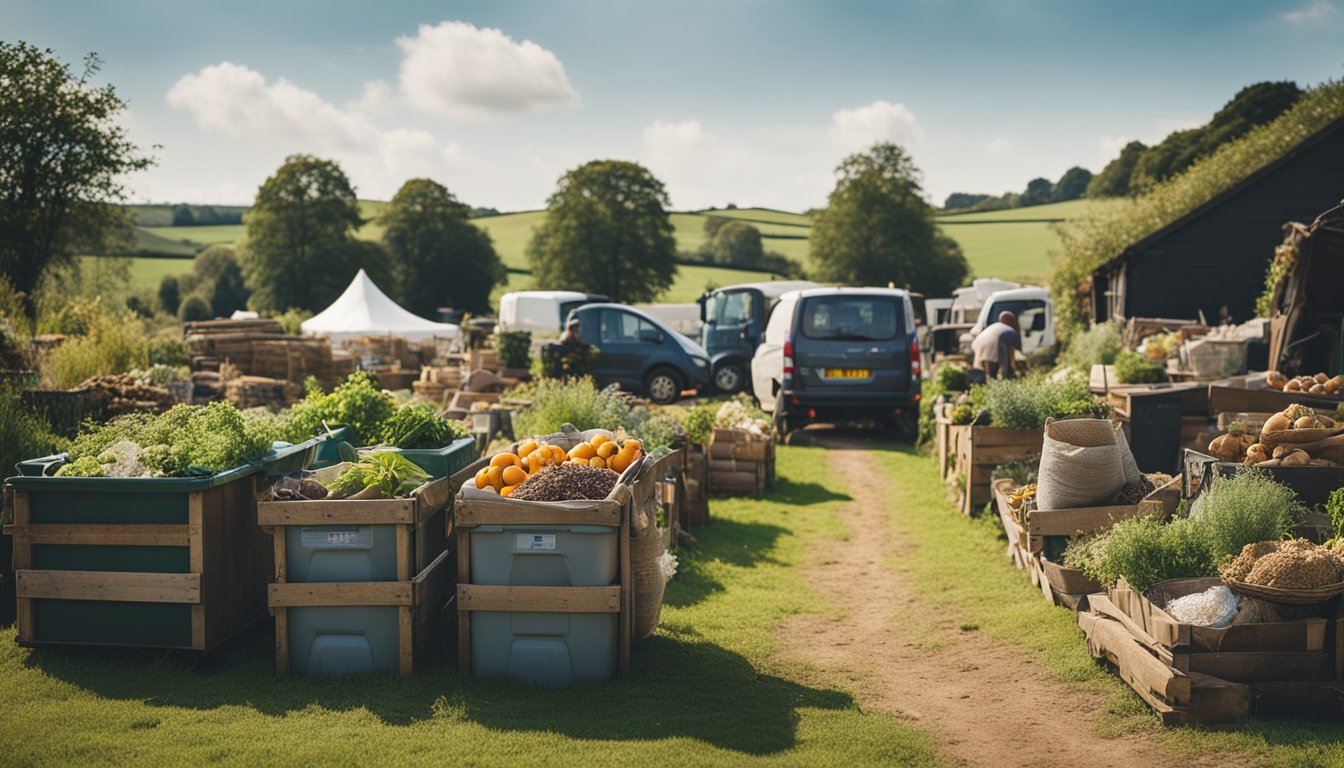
42 310 149 389
969 374 1106 430
509 377 635 439
272 307 312 336
149 337 190 367
1114 349 1165 384
0 387 64 523
916 362 969 448
496 331 532 370
1060 321 1122 373
277 371 397 444
680 401 718 447
178 294 212 322
632 411 686 451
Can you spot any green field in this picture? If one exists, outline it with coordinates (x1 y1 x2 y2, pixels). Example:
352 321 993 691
935 198 1128 223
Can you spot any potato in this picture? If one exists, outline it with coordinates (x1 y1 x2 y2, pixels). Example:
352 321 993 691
1286 379 1302 392
1310 384 1327 394
1263 412 1292 433
1282 449 1311 467
1295 416 1320 429
1315 372 1329 384
1321 415 1337 428
1245 443 1270 465
1267 370 1288 390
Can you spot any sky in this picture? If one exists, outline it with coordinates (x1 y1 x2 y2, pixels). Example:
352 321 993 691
8 0 1344 213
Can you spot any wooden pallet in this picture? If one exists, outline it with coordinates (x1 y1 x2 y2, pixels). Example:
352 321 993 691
258 476 455 676
950 426 1043 516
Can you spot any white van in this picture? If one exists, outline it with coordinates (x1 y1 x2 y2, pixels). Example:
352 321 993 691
497 291 608 335
960 286 1056 356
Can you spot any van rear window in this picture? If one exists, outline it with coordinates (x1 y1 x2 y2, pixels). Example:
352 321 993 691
801 297 901 341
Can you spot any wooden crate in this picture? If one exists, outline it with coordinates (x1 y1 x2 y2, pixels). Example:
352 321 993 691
683 445 710 527
949 426 1043 516
1207 384 1341 415
707 428 773 496
259 476 456 677
9 472 271 651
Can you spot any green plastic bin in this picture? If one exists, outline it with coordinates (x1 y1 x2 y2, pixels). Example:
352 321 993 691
5 437 325 650
361 437 479 480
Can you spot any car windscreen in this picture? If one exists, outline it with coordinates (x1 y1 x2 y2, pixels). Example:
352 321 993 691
801 296 902 341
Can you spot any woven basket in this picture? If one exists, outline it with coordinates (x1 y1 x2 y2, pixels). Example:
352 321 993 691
1224 578 1344 605
1260 426 1344 445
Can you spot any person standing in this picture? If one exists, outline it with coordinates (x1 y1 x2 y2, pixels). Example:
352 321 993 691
971 311 1022 379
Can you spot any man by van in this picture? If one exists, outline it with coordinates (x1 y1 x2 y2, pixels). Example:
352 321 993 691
972 311 1022 379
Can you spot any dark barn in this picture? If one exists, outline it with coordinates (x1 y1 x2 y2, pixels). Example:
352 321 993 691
1091 115 1344 325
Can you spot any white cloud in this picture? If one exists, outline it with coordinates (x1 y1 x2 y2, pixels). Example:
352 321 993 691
1099 135 1131 158
165 61 464 201
1281 0 1337 25
395 21 579 120
985 137 1013 156
828 100 924 152
350 79 393 113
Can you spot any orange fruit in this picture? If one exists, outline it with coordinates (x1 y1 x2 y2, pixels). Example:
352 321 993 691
525 449 548 472
516 439 539 457
609 450 632 474
596 441 619 459
474 467 491 489
502 466 527 486
569 457 590 466
486 465 505 489
590 456 607 469
590 434 612 448
622 439 643 453
568 442 596 460
490 452 521 469
500 484 517 497
548 445 568 464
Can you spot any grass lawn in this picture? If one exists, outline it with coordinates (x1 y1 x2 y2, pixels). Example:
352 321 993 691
935 198 1129 223
869 443 1344 765
0 446 941 767
141 225 243 247
79 255 196 288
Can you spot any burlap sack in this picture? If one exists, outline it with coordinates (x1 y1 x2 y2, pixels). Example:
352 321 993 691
630 474 667 642
1035 418 1142 510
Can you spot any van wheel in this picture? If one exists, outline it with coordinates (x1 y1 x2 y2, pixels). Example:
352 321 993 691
645 368 683 404
713 362 745 395
773 409 793 443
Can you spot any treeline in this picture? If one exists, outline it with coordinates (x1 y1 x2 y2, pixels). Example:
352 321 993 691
169 204 245 226
680 217 805 277
943 167 1092 213
1087 81 1302 197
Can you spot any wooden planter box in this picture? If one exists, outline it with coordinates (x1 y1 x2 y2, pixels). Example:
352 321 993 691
1184 448 1344 508
258 475 456 677
1207 383 1341 415
707 428 774 496
1081 575 1344 725
949 425 1043 516
9 469 272 651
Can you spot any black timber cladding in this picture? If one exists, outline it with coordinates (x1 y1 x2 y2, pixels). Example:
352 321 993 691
1093 116 1344 324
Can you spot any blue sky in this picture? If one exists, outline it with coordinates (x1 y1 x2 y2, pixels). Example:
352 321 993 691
9 1 1343 212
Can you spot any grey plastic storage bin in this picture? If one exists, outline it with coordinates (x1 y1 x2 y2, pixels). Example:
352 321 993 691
284 506 445 582
286 604 401 677
469 524 619 685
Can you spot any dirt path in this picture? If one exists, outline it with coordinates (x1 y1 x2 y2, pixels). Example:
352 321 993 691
777 433 1221 768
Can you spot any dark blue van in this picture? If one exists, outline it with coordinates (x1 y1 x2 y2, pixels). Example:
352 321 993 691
569 303 711 404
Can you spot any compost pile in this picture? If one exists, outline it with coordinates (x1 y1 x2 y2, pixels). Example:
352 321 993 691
72 373 176 415
510 464 619 502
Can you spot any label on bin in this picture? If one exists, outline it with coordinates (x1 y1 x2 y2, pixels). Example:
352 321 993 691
516 534 557 551
302 526 371 549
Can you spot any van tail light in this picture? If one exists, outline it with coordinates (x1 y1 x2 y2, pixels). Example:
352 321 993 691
909 336 921 378
783 335 795 375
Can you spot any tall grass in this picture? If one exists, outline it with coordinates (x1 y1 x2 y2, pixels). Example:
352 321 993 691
509 377 636 438
41 310 149 389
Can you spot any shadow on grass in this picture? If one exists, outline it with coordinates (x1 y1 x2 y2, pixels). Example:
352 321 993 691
23 623 855 756
665 517 787 608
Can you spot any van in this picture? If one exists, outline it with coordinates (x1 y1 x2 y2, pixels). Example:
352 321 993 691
698 280 819 394
960 286 1056 357
751 288 920 435
568 303 711 404
498 291 608 335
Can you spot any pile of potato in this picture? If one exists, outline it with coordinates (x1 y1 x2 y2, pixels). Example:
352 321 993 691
1266 370 1344 397
1207 404 1342 467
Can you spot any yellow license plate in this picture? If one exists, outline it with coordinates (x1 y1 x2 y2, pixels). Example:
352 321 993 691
823 368 870 379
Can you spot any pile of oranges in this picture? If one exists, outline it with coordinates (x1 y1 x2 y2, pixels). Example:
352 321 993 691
473 434 644 496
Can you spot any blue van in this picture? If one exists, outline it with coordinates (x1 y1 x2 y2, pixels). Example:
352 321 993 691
568 303 711 404
751 288 921 434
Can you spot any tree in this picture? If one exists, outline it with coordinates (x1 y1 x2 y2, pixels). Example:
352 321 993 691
703 221 764 267
943 192 991 211
178 294 212 322
1051 167 1092 202
240 155 381 313
810 142 968 295
158 275 181 315
193 245 250 317
0 42 153 321
526 160 677 303
380 178 505 316
1020 177 1055 207
1086 140 1147 198
171 205 195 226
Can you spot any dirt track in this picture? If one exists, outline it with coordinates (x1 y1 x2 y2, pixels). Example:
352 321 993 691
776 433 1226 768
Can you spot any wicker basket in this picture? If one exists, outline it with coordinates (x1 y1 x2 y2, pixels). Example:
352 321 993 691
1225 579 1344 605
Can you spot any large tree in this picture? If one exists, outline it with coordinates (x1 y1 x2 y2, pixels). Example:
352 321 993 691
1086 140 1146 198
0 42 153 320
810 142 968 295
1051 167 1092 202
526 160 677 303
192 245 250 317
240 155 382 313
380 178 505 316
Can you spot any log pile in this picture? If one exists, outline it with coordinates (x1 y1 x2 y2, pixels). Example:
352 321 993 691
412 365 464 406
707 428 775 496
183 318 345 398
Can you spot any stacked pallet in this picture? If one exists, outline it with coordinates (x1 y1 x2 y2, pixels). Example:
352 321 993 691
707 428 775 496
1079 577 1344 724
412 365 464 405
184 319 341 389
224 376 297 409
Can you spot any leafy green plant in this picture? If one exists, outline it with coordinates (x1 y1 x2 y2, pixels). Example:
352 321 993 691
990 461 1037 486
680 401 717 447
41 306 149 389
970 374 1104 430
148 337 190 367
1257 242 1297 317
57 401 274 477
1065 470 1302 590
327 452 431 499
272 307 313 336
1113 349 1165 384
917 362 969 448
496 331 532 370
378 403 470 449
508 377 635 438
1060 321 1122 373
279 371 396 444
1329 487 1344 541
632 411 686 451
0 387 64 522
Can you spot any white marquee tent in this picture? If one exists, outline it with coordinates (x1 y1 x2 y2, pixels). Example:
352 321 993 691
301 269 460 343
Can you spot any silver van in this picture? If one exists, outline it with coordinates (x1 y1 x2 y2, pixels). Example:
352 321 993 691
751 287 921 435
